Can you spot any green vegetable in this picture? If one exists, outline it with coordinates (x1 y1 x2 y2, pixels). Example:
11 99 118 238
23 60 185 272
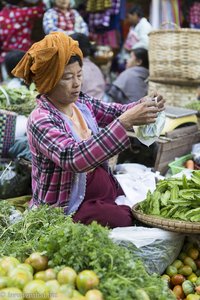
182 280 195 295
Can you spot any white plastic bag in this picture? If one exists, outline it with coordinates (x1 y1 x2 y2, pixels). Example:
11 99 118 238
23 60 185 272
109 226 185 274
133 111 166 146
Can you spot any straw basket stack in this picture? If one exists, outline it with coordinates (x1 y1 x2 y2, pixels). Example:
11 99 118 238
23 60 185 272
148 25 200 107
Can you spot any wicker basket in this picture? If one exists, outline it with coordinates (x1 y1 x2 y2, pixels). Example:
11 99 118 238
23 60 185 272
148 81 199 107
149 27 200 84
132 204 200 234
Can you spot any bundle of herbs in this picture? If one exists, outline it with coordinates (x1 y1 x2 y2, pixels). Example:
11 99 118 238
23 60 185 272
0 205 175 300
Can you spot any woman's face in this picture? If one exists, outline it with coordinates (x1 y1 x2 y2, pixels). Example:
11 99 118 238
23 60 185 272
126 51 139 69
48 61 82 105
54 0 70 10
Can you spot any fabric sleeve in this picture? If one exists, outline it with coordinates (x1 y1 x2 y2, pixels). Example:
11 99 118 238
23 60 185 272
80 93 139 128
43 9 62 34
106 84 130 104
28 111 130 172
73 10 89 36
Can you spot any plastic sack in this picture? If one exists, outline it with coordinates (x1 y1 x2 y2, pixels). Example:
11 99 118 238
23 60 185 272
192 143 200 165
133 111 166 146
109 226 185 275
0 160 31 199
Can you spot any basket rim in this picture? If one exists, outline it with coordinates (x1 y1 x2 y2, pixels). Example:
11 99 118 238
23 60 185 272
149 28 200 35
132 203 200 233
149 77 200 86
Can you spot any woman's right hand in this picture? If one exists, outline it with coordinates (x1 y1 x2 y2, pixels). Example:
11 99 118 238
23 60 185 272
118 95 165 130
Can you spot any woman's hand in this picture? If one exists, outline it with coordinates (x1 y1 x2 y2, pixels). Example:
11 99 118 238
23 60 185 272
118 94 165 131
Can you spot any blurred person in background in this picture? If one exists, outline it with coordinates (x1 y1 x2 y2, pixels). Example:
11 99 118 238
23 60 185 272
113 5 152 74
43 0 88 36
106 48 149 104
70 32 105 100
3 50 26 88
0 0 45 81
124 5 153 51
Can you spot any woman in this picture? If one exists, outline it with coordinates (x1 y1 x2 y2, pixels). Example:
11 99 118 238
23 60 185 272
107 48 149 104
43 0 88 36
12 32 164 228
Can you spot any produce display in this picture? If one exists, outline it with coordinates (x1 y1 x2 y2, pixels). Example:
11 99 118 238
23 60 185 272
138 171 200 221
0 84 37 116
0 202 175 300
0 253 103 300
162 240 200 300
185 101 200 112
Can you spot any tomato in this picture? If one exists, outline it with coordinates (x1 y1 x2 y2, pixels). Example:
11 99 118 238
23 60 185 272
45 269 57 281
23 279 49 300
85 289 104 300
187 273 198 283
57 267 77 286
179 252 187 261
165 266 178 277
17 263 34 275
195 285 200 295
8 268 33 290
179 266 193 276
172 285 185 299
34 271 46 281
187 248 199 260
76 270 99 295
0 287 23 300
59 284 74 297
0 257 20 275
186 295 200 300
0 277 9 289
195 260 200 269
171 274 185 286
72 290 85 299
45 280 60 294
172 260 184 270
28 253 48 272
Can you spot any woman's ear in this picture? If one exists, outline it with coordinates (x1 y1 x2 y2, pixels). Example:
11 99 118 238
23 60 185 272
136 58 142 66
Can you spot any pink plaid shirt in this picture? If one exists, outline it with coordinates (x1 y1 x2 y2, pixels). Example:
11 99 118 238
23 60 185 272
28 93 137 209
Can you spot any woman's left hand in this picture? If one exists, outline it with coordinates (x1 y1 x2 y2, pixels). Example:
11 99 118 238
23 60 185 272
140 93 165 111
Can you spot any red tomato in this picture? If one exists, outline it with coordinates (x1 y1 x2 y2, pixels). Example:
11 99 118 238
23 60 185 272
171 274 186 286
172 285 185 299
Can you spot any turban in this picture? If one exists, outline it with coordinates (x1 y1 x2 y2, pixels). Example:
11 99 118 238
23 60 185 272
12 32 83 94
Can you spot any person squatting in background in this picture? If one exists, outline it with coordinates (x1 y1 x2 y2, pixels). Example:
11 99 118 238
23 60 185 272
107 48 149 104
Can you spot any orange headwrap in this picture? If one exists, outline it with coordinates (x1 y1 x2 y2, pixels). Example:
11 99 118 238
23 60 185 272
12 32 83 94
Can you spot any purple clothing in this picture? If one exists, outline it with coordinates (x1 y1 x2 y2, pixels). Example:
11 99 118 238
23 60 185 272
81 58 105 100
27 92 137 211
73 166 133 228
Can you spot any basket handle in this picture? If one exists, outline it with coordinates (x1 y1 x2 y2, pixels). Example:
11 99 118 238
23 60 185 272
0 86 11 106
161 22 180 30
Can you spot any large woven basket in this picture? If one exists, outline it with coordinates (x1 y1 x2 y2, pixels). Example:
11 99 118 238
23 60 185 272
132 203 200 234
149 27 200 84
148 80 199 107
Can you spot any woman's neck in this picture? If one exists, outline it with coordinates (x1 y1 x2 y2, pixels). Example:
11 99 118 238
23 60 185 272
46 95 73 117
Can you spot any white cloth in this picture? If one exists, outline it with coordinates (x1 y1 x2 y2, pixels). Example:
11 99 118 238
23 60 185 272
130 17 153 50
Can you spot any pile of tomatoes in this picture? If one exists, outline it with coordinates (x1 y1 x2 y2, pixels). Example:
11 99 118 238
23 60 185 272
0 252 104 300
162 242 200 300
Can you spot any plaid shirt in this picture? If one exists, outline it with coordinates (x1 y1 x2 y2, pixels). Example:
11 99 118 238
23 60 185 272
28 92 137 208
43 8 89 35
